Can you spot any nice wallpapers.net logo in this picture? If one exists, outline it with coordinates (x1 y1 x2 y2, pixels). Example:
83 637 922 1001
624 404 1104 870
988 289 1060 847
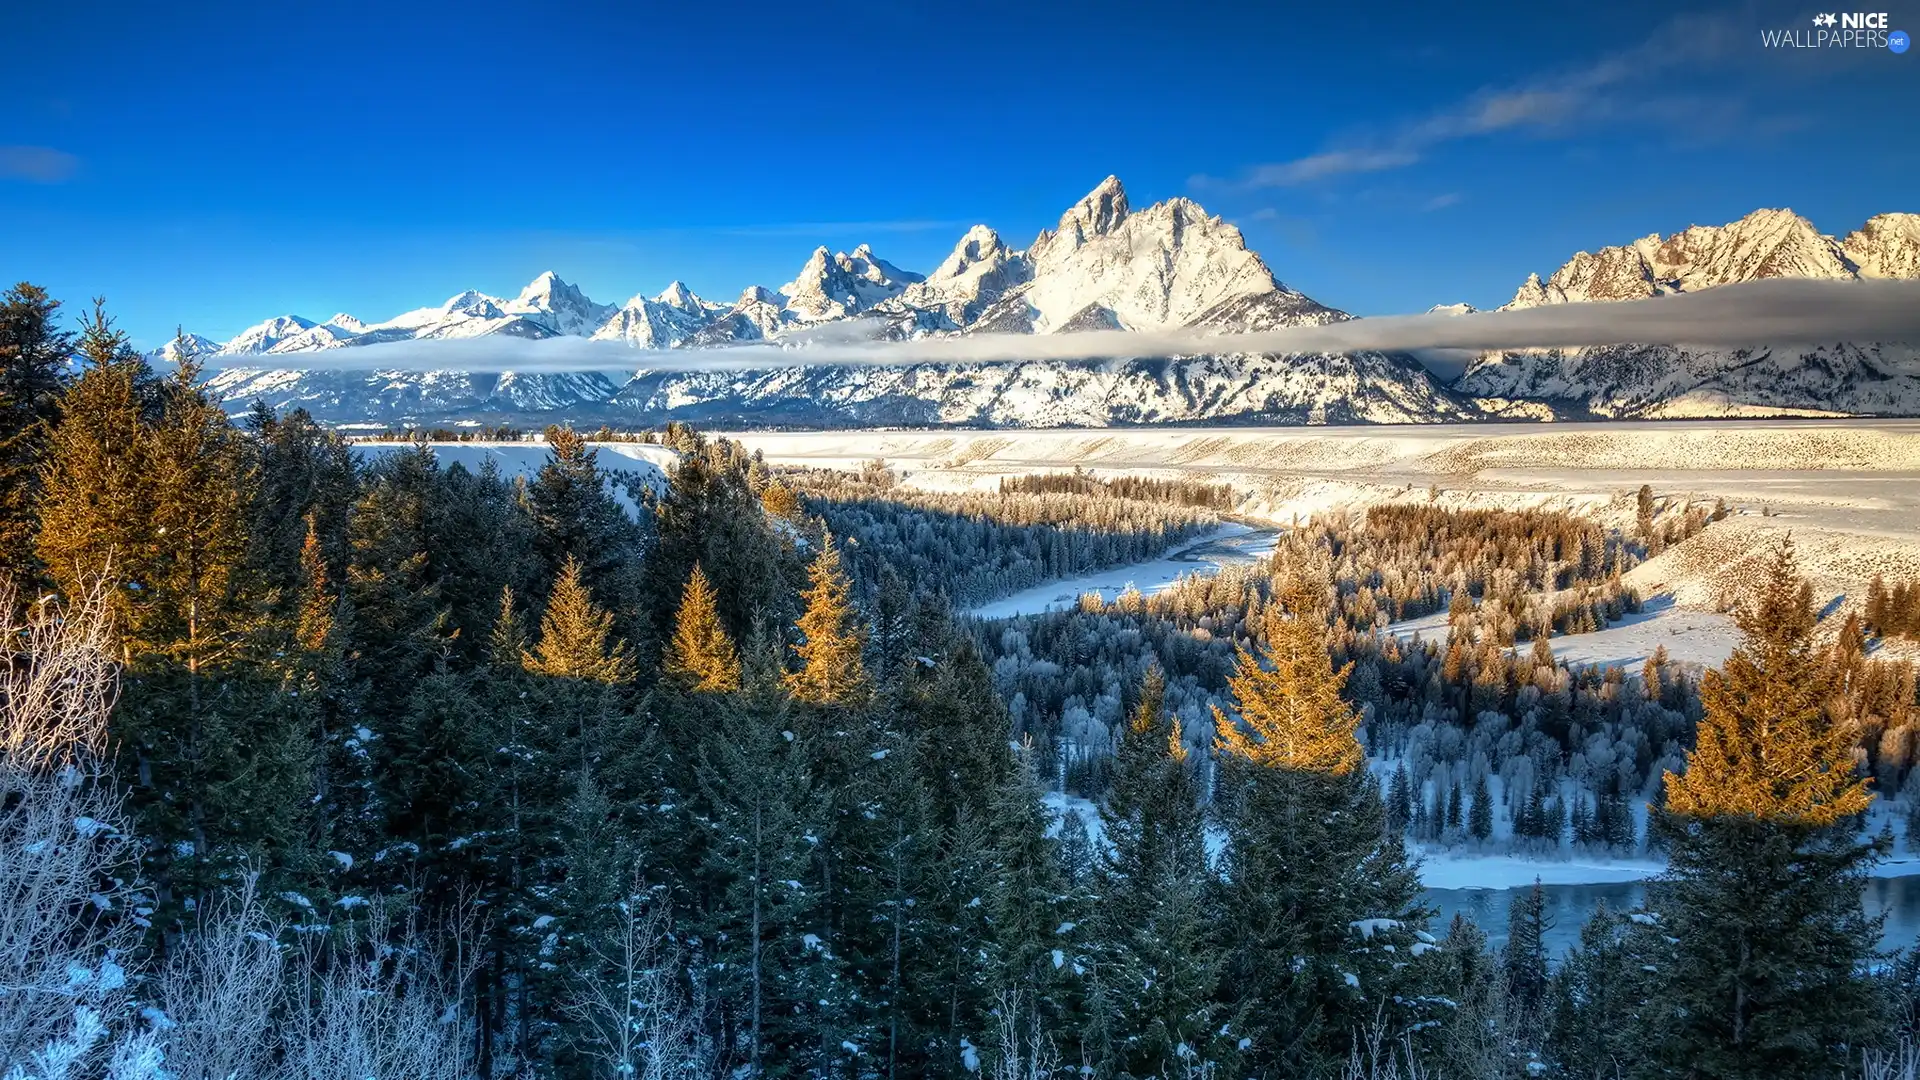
1760 11 1910 49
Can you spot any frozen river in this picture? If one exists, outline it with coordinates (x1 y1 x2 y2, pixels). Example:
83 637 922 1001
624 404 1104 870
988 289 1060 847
965 523 1280 619
1428 875 1920 956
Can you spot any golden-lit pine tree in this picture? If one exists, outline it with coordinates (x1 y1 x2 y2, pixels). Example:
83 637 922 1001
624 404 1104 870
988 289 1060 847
1210 578 1424 1076
34 302 151 645
786 534 869 707
142 345 254 676
293 517 337 655
759 479 801 521
1663 537 1870 826
522 555 636 684
1647 536 1886 1078
664 562 741 693
1211 584 1363 775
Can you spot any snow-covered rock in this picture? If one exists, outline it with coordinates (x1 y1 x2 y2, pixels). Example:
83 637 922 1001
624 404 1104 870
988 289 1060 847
222 315 321 355
503 271 615 337
778 244 924 322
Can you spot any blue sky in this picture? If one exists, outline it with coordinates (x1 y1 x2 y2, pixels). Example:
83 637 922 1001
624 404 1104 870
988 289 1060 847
1 0 1913 348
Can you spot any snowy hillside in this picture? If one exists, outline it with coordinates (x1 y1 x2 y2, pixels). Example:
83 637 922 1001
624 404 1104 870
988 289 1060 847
350 440 677 516
169 184 1919 427
1459 209 1920 416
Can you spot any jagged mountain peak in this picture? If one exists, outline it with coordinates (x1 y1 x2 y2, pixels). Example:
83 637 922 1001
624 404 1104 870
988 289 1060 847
223 314 319 354
443 289 505 316
149 332 223 362
502 272 612 337
1040 176 1130 254
900 224 1028 325
778 243 921 322
1015 177 1282 333
325 313 364 332
1844 212 1920 279
655 280 708 312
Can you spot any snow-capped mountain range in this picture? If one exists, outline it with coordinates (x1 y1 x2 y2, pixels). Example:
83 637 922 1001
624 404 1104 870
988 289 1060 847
1458 208 1920 417
182 180 1920 427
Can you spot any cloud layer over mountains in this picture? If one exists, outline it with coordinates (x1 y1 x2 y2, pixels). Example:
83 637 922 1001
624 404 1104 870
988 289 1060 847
266 278 1920 375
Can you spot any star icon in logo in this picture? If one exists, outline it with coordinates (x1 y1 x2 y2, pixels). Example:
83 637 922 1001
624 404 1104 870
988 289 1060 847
1813 12 1837 26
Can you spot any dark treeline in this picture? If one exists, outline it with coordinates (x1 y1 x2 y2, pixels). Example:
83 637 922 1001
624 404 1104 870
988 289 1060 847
361 425 675 444
364 424 532 442
998 467 1239 510
779 464 1223 609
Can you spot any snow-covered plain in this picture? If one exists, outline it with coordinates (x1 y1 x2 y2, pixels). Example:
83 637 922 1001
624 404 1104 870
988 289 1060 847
1387 597 1744 671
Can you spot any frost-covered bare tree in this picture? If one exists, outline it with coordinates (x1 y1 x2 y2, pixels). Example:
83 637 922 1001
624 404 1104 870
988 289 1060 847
1866 1040 1920 1080
990 992 1058 1080
150 876 284 1080
562 873 706 1079
1339 1010 1434 1080
0 581 150 1080
277 902 477 1080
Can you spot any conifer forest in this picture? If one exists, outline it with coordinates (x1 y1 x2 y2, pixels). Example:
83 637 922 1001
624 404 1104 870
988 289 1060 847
8 284 1920 1080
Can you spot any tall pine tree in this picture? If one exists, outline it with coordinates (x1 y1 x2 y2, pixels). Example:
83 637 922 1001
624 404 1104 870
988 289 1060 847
787 534 870 708
1650 537 1885 1079
1211 582 1429 1077
1095 667 1223 1078
0 282 73 582
663 562 741 693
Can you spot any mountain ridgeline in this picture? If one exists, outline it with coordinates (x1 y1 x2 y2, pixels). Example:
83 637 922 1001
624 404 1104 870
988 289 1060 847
183 180 1920 427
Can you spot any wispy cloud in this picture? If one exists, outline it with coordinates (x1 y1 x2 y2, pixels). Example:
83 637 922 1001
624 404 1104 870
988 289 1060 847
210 279 1920 374
0 145 80 183
1422 192 1463 212
1195 12 1746 190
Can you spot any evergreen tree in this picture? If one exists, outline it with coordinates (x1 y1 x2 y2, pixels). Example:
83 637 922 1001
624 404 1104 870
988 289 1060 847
895 640 1017 1074
0 282 73 580
1468 772 1494 841
663 562 741 693
697 653 837 1077
986 746 1071 1067
1549 900 1661 1080
1429 914 1510 1079
1095 668 1222 1078
1502 881 1550 1028
523 555 637 684
1210 586 1428 1077
1387 764 1414 835
1650 537 1886 1079
34 301 152 635
787 534 870 707
242 405 355 613
526 424 644 605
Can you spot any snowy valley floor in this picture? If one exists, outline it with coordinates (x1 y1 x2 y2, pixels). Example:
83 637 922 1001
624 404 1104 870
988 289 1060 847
755 421 1920 914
